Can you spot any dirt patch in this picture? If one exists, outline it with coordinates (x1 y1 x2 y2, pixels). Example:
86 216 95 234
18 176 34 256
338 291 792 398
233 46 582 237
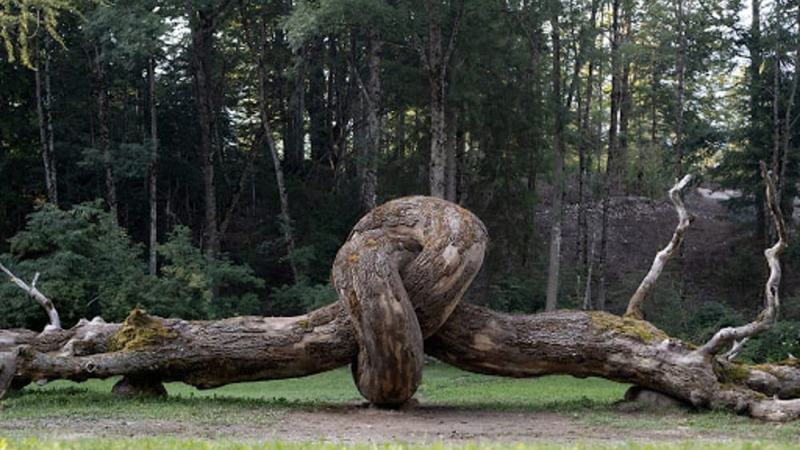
0 405 756 444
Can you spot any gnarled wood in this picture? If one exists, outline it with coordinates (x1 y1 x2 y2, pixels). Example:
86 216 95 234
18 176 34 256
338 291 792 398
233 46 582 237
3 186 800 421
625 174 693 320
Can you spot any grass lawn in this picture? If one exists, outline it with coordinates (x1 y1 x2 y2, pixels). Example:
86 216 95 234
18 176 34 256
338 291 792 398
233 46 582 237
1 363 800 449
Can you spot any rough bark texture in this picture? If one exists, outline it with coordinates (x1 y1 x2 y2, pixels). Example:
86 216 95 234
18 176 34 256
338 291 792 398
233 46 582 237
3 184 800 421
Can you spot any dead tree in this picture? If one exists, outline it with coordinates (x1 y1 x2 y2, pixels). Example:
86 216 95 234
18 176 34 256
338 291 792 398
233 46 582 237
3 165 800 420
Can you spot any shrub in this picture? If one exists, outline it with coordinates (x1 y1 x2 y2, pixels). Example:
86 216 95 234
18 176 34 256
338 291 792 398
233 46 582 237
0 201 148 328
738 321 800 363
0 203 265 329
148 226 264 320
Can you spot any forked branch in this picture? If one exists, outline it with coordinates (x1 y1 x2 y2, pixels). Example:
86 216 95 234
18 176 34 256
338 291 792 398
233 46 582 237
0 263 60 330
625 174 694 319
697 161 787 357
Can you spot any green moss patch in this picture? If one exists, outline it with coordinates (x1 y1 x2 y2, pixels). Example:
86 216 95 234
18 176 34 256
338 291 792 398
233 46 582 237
590 312 669 343
714 362 750 384
108 309 176 352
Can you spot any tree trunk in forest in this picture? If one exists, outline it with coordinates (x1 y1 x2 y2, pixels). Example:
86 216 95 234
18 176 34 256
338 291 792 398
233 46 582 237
4 172 800 420
779 8 800 211
674 0 687 176
607 0 622 196
771 50 781 205
355 30 382 212
545 6 565 312
35 37 58 206
91 45 118 225
148 57 158 277
188 4 222 257
285 47 306 174
749 0 768 242
618 3 633 194
308 38 331 166
597 0 620 310
427 36 447 199
254 10 299 283
420 0 463 199
445 107 458 203
576 0 599 303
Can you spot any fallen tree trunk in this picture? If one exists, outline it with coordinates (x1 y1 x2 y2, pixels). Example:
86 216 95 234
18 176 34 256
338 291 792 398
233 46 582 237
3 170 800 420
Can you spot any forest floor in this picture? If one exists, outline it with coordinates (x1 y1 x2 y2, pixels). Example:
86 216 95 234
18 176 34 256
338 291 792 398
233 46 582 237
2 364 800 448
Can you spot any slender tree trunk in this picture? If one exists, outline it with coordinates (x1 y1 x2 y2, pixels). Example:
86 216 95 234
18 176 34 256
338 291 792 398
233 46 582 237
545 5 565 312
750 0 767 242
618 3 633 193
35 37 58 206
779 8 800 212
92 45 117 224
597 0 620 310
148 57 158 277
421 0 462 199
358 30 382 212
771 49 781 208
188 5 220 257
674 0 687 176
428 51 447 198
445 107 459 202
256 11 299 282
285 44 306 173
308 38 330 165
607 0 622 195
576 0 599 302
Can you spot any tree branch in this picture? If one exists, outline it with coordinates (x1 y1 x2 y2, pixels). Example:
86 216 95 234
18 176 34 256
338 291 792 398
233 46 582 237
0 263 60 330
625 174 694 319
697 161 787 357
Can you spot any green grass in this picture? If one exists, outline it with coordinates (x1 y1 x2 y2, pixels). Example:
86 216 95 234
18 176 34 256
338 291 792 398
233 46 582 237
2 363 800 447
1 364 628 421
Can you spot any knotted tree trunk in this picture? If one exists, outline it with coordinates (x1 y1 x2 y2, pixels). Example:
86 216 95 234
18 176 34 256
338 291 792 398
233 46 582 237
3 166 800 421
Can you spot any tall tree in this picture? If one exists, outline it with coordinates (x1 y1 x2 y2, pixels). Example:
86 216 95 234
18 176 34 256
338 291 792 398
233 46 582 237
186 0 232 257
34 36 58 205
545 0 565 312
415 0 463 198
148 56 158 276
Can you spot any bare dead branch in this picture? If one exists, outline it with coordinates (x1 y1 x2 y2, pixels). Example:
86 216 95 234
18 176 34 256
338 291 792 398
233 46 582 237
697 161 787 357
625 174 694 319
0 263 60 330
723 338 750 361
